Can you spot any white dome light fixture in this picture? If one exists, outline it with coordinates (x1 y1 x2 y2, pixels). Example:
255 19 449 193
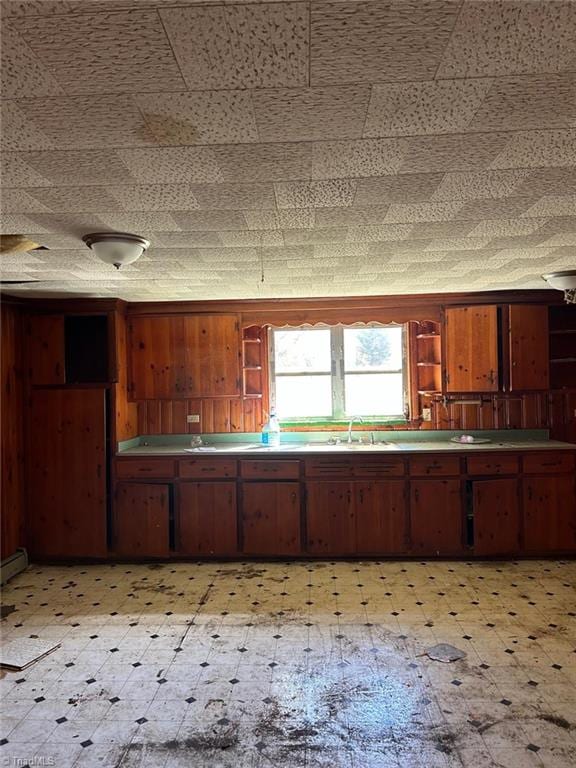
83 232 150 270
542 269 576 304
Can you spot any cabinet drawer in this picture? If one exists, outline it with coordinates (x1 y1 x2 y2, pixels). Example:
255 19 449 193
116 459 175 479
409 455 460 476
240 460 300 479
467 455 519 476
522 452 575 475
305 457 405 478
179 458 237 479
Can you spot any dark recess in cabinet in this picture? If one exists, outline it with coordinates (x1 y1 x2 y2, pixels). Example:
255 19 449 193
65 315 109 383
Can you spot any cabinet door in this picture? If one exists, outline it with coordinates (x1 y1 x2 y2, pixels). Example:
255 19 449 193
178 481 237 556
473 479 520 556
410 479 463 555
114 483 170 557
242 482 301 555
306 481 355 555
355 481 407 554
444 306 498 392
523 476 576 553
128 315 241 399
26 315 65 385
509 305 549 391
28 389 107 558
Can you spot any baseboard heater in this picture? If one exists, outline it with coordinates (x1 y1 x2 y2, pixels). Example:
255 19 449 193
0 548 28 585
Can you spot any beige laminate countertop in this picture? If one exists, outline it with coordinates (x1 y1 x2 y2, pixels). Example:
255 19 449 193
117 440 576 457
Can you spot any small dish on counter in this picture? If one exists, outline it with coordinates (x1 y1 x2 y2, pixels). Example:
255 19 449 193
450 436 491 444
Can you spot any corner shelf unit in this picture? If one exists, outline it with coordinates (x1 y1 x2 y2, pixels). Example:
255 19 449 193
549 305 576 389
409 320 442 423
242 325 267 398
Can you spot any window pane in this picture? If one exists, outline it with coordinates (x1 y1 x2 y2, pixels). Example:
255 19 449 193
344 327 402 371
274 330 331 373
345 373 404 416
276 375 332 418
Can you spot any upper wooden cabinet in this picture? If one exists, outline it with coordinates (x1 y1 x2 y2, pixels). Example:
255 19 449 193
508 305 549 391
26 314 66 385
444 305 499 392
128 314 241 400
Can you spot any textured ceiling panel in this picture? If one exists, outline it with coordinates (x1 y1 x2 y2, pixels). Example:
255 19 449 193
1 0 575 300
160 3 309 89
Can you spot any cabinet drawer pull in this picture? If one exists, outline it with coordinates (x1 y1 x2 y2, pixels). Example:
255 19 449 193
139 467 152 472
541 461 560 467
201 467 216 472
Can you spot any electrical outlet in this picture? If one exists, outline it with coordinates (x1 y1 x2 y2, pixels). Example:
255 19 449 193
422 407 432 422
187 414 200 423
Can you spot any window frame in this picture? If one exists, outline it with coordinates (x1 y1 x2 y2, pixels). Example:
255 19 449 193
269 324 409 424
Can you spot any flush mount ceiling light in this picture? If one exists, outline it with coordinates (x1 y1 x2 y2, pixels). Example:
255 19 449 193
82 232 150 270
542 270 576 304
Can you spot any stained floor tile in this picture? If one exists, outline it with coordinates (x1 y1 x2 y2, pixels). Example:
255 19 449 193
1 560 575 767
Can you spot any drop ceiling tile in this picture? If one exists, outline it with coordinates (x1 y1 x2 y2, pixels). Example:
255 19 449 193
0 101 55 151
27 233 86 250
472 74 576 132
364 78 493 137
408 221 479 239
489 129 576 169
27 213 110 234
21 150 135 186
253 86 371 142
315 206 391 227
0 214 49 234
213 144 312 182
24 187 125 213
192 183 276 210
1 154 52 187
513 167 576 198
160 3 308 89
467 218 548 238
1 22 64 98
534 216 576 235
398 133 510 174
383 202 464 224
171 211 248 231
521 195 576 218
219 231 284 247
484 234 551 250
354 173 444 206
117 147 223 184
424 237 493 252
311 138 407 180
107 185 199 212
15 95 151 149
282 228 347 244
277 209 316 230
275 180 357 208
9 10 185 94
1 189 53 213
431 169 532 201
537 232 576 247
310 0 461 85
153 232 222 248
0 1 73 15
134 91 259 146
456 196 537 220
436 0 576 79
95 212 182 233
345 224 413 242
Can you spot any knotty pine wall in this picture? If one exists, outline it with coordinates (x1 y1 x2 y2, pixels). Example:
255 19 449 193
1 303 25 559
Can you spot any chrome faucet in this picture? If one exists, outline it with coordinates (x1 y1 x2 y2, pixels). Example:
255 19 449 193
347 416 363 443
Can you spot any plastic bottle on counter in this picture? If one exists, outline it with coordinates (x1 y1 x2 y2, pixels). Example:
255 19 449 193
261 410 281 448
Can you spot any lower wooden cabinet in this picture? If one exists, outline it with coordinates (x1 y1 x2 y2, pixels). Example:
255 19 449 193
178 481 238 556
410 479 463 555
523 476 576 553
114 482 170 558
242 482 301 555
306 481 355 555
472 478 520 556
306 480 408 555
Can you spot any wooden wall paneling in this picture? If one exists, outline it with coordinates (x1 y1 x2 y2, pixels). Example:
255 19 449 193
521 393 547 429
444 306 499 392
1 304 25 559
506 398 523 429
229 398 244 432
111 309 138 444
25 314 65 385
478 399 495 430
113 482 170 557
28 388 107 558
243 397 264 433
509 305 549 391
548 392 568 441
